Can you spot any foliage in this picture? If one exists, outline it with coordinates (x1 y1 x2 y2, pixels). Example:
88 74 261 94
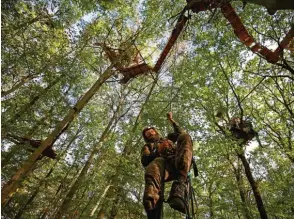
1 0 293 218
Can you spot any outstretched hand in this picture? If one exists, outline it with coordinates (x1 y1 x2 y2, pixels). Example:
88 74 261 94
167 112 173 121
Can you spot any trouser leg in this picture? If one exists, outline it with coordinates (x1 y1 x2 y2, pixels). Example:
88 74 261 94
167 133 193 214
175 133 193 183
143 157 167 213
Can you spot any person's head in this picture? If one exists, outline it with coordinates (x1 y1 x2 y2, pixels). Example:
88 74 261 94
142 127 160 143
230 117 241 126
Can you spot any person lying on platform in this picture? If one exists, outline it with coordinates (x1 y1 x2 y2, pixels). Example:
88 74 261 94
141 112 193 218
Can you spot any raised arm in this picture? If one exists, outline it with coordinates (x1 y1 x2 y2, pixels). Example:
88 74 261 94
167 112 184 134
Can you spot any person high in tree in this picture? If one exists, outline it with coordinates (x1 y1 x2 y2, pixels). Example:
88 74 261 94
141 112 193 218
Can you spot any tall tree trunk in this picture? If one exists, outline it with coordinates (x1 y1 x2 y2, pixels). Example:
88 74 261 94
54 97 122 218
237 152 268 219
109 197 120 219
1 75 36 97
2 94 64 168
11 131 80 219
47 156 81 218
14 186 39 219
235 166 252 219
227 156 252 219
1 64 114 205
25 83 72 137
90 185 112 217
236 171 252 219
208 182 214 218
79 160 107 217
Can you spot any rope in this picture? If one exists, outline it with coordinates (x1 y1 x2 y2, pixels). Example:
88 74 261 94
239 77 266 104
158 159 166 219
170 69 175 112
186 174 197 219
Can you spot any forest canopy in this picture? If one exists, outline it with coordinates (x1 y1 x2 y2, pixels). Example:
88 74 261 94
1 0 294 218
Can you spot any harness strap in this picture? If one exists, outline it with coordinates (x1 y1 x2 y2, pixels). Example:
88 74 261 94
192 157 198 177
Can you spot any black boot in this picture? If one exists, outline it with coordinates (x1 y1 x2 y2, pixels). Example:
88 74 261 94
167 181 187 214
146 208 160 219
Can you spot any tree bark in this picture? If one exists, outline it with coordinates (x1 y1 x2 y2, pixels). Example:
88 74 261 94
227 156 252 219
1 64 115 205
90 185 112 217
238 152 268 219
235 166 252 219
12 131 80 219
2 91 69 168
47 156 81 218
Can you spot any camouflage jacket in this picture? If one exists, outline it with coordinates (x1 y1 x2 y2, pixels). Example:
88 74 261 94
141 122 184 167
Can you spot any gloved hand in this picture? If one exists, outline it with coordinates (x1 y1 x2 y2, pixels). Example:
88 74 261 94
157 139 174 154
167 112 173 121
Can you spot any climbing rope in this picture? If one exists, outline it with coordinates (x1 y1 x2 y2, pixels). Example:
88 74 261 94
185 174 198 219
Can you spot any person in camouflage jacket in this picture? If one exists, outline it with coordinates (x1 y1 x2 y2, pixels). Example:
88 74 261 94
141 112 193 218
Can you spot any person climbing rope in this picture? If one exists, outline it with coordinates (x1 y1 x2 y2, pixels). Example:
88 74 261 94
229 116 258 144
141 112 193 218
